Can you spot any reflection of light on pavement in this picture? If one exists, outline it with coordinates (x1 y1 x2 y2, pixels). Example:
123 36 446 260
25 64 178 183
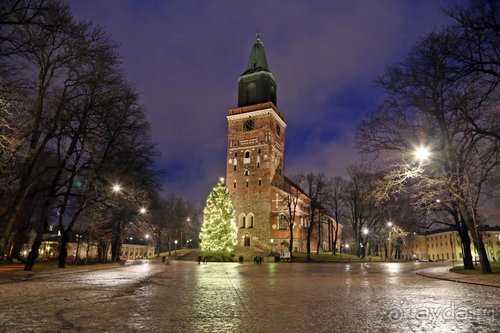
190 263 245 331
385 263 402 274
266 263 277 276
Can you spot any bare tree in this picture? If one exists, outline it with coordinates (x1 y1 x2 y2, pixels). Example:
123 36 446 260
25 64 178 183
325 176 347 254
356 12 499 272
345 165 382 258
296 173 330 260
279 177 302 256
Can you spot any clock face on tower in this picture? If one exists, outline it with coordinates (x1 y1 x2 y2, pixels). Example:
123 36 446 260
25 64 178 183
244 119 255 131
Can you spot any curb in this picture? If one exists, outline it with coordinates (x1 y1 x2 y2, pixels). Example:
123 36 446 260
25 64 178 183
0 263 124 284
416 267 500 289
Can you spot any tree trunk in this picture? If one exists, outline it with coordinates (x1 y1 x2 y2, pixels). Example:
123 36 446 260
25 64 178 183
316 211 321 255
24 231 43 271
458 225 474 270
288 223 294 257
332 221 339 255
97 241 108 263
58 233 70 268
306 209 315 261
474 237 492 274
459 203 492 273
111 237 122 262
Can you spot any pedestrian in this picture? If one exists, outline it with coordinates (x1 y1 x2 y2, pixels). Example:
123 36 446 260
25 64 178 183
204 256 208 264
254 256 258 264
239 255 243 264
259 256 262 265
197 255 201 265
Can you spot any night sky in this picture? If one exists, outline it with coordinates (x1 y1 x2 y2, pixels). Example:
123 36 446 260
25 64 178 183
70 0 461 205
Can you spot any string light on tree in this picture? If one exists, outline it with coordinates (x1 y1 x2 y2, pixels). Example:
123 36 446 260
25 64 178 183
199 178 237 260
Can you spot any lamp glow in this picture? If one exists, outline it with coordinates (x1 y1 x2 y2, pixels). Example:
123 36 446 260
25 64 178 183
414 146 430 162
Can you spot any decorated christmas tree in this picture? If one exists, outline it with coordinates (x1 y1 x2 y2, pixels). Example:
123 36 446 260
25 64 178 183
199 178 237 261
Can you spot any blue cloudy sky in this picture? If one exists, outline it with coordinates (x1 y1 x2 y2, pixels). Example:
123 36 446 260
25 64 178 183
70 0 462 204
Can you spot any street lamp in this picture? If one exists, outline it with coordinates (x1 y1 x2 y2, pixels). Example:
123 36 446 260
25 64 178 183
139 207 147 215
145 234 150 258
174 239 178 254
386 223 394 261
74 234 82 265
112 183 122 193
362 228 369 257
270 239 274 256
413 146 430 163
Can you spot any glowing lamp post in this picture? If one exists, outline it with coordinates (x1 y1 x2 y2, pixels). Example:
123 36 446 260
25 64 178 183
362 228 369 257
413 146 430 163
112 184 122 193
145 234 150 258
174 240 178 254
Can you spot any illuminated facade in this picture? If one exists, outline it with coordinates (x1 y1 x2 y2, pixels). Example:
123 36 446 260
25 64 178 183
226 35 341 252
407 226 500 262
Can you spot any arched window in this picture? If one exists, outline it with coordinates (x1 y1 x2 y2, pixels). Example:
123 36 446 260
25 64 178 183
238 213 246 228
244 169 249 176
279 215 287 230
246 82 256 102
246 213 254 228
244 151 251 164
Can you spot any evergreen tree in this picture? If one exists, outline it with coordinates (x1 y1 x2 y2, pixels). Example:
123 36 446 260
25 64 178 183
199 178 237 260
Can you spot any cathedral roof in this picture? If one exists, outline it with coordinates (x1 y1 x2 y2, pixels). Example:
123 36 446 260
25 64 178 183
242 33 270 75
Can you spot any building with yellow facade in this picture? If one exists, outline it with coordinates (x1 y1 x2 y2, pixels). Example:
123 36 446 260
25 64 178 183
407 226 500 262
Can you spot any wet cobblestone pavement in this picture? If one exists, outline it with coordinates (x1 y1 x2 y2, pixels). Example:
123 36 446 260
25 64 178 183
0 261 498 332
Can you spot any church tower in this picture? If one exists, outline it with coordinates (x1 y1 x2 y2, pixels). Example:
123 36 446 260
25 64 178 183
226 34 286 249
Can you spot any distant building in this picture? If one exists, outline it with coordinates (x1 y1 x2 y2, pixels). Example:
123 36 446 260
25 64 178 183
226 34 341 252
20 229 101 262
121 239 155 259
406 226 500 262
20 229 156 262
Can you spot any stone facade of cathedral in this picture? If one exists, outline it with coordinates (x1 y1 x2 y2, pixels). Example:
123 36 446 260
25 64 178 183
225 35 341 252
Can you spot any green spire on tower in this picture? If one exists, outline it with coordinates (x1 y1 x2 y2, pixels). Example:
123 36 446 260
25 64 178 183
238 32 277 107
243 32 270 75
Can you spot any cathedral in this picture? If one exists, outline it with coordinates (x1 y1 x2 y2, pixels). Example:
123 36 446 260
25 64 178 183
226 34 342 252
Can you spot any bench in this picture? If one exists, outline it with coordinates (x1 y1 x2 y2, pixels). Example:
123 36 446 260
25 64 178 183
280 252 291 262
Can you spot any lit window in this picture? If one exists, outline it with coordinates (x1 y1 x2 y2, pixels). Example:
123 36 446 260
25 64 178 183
239 214 246 228
247 214 254 228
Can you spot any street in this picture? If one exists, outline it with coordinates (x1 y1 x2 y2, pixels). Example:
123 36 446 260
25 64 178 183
0 261 498 332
